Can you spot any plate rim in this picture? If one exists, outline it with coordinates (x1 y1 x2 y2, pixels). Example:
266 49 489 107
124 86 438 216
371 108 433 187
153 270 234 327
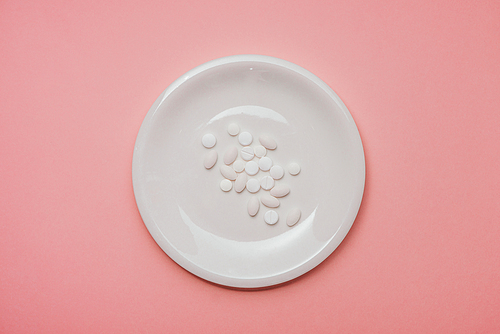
132 54 365 288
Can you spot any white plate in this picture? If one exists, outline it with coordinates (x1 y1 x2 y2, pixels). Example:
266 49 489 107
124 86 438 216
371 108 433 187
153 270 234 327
132 55 365 288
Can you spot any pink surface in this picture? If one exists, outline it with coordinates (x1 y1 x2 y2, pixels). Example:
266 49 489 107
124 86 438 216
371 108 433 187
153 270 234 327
1 0 499 332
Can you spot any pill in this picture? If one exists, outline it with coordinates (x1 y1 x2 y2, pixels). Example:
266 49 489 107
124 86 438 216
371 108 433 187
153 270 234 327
254 145 267 158
224 146 238 165
246 179 260 193
264 210 279 225
241 146 254 161
202 133 216 148
234 173 247 193
238 131 253 146
258 157 273 171
286 208 301 226
260 176 275 190
220 179 232 192
259 135 277 150
220 165 237 180
204 150 218 169
269 165 284 180
288 163 301 175
245 161 259 176
270 184 290 198
261 195 280 208
228 123 239 136
247 197 260 217
233 160 245 173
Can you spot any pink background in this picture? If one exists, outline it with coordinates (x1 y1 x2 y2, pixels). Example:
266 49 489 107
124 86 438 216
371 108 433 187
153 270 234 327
1 0 499 332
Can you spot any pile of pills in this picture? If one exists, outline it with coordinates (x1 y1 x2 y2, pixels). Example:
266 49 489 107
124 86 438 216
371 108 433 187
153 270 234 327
202 124 301 227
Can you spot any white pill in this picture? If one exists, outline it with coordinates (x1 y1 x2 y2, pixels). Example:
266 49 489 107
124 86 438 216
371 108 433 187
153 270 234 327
248 197 260 217
234 173 247 193
204 150 218 169
288 162 301 175
254 145 267 158
238 131 253 146
270 184 290 198
220 179 232 192
233 160 245 173
228 123 239 136
269 165 284 179
264 210 279 225
224 146 238 165
202 133 216 148
259 135 277 150
260 176 275 191
246 178 260 193
261 195 280 208
286 208 301 226
220 165 237 180
258 157 273 171
241 146 254 161
245 161 259 176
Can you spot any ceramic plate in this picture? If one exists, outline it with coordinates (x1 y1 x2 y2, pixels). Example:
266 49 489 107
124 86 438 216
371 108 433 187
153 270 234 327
132 55 365 288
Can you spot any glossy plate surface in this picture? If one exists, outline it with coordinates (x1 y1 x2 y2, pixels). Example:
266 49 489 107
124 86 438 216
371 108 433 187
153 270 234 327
132 55 365 288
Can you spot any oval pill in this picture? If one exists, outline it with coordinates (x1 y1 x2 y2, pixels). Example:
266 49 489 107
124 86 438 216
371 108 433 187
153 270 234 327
234 173 247 193
247 197 260 217
220 165 237 180
254 145 266 158
258 157 273 171
260 176 275 191
228 123 239 136
241 146 254 161
269 165 284 179
246 179 260 193
204 150 218 169
288 162 301 175
232 160 245 173
238 131 253 146
270 184 290 198
224 146 238 165
259 135 277 150
261 195 280 208
245 161 259 176
202 133 216 148
264 210 279 225
286 208 301 226
220 179 232 192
